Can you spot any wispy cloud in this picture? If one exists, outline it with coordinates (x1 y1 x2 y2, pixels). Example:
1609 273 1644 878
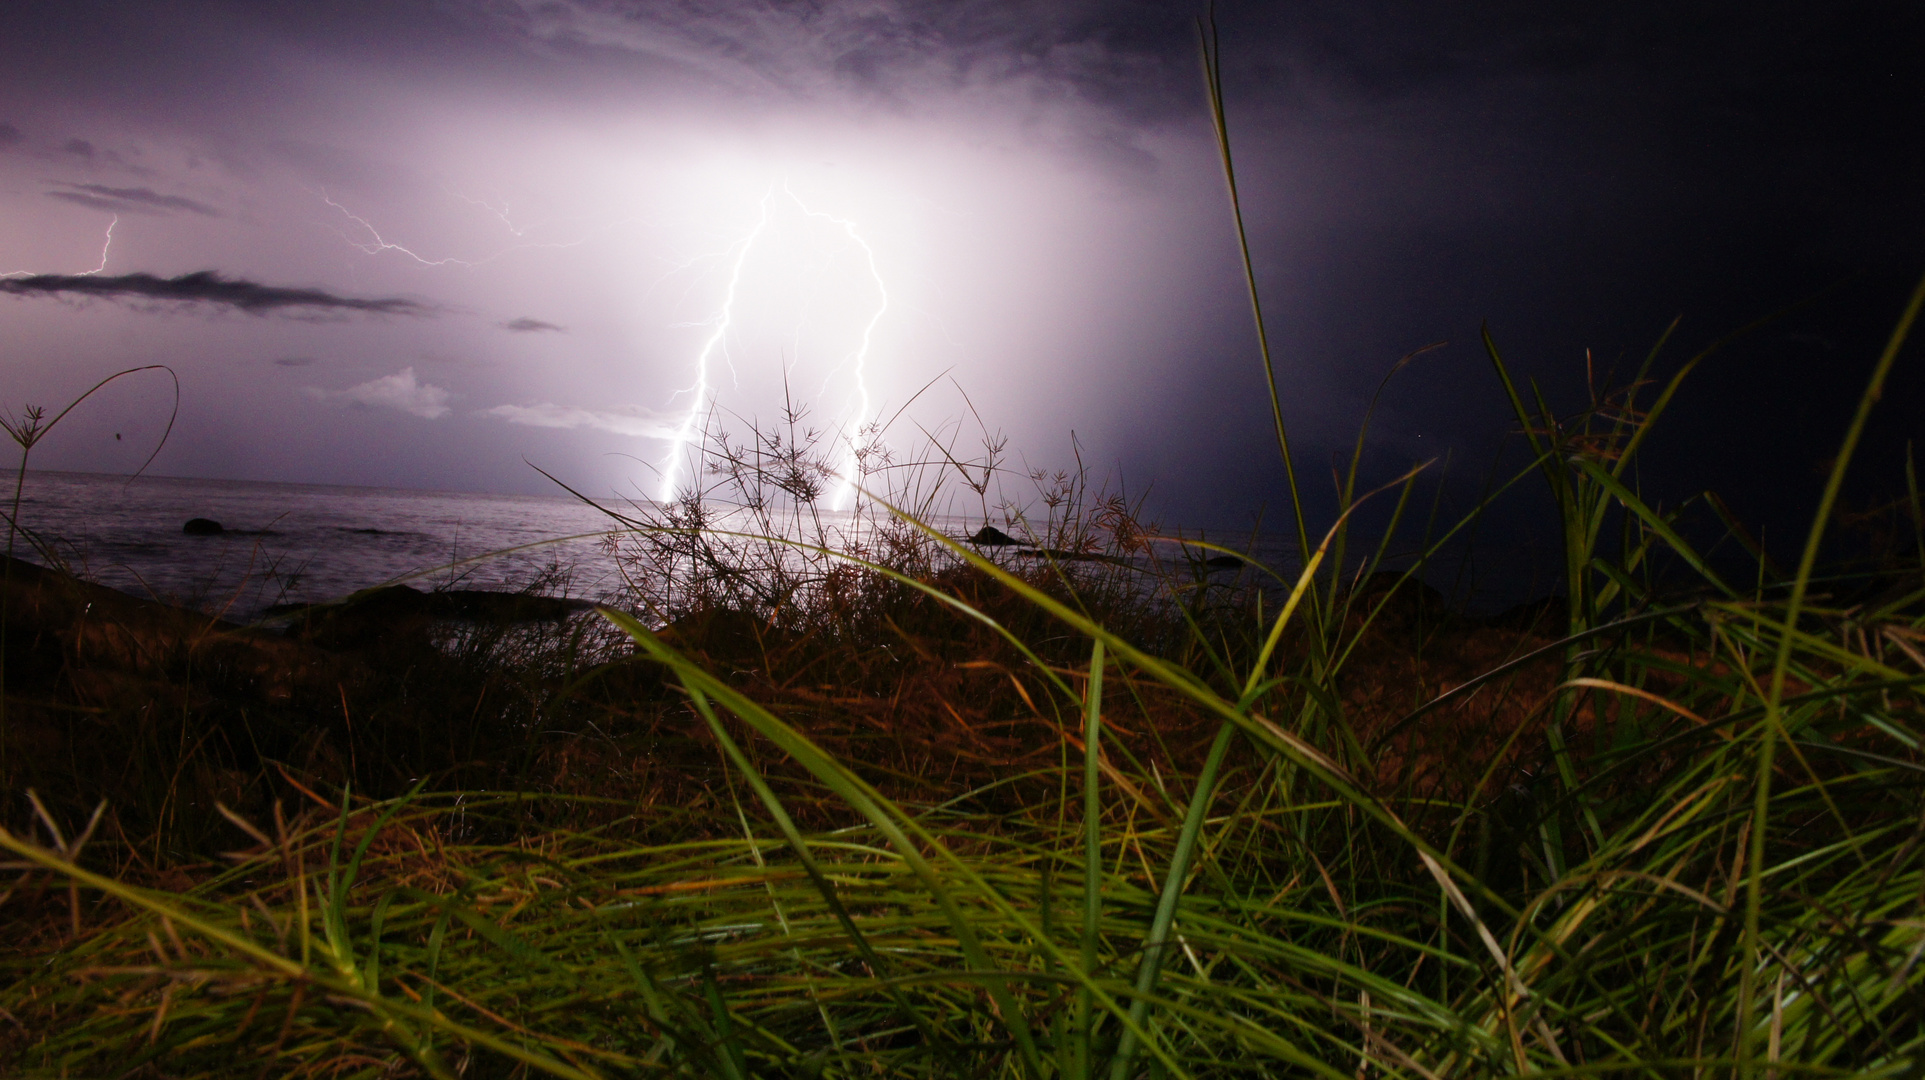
500 316 565 332
47 183 220 217
483 401 678 439
0 271 429 315
311 367 453 419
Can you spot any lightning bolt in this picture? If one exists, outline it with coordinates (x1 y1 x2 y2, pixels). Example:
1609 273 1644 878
309 179 893 512
653 182 891 509
319 191 588 267
321 192 480 267
2 214 117 278
657 187 775 502
75 214 117 276
782 183 888 511
449 190 535 237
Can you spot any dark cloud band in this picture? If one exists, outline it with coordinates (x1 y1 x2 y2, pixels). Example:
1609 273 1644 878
501 316 564 332
49 183 221 217
0 271 429 315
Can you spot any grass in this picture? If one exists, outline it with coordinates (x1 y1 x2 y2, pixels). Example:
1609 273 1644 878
2 447 1921 1080
2 24 1924 1079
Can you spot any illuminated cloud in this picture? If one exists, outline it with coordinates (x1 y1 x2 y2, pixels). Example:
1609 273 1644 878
47 183 220 217
500 316 564 332
466 0 1177 117
482 402 679 439
312 367 453 420
0 271 428 315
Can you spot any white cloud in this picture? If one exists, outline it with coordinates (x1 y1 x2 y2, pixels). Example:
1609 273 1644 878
482 401 680 439
309 367 453 419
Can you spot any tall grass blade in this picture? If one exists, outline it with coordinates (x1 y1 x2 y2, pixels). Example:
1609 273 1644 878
1739 269 1925 1074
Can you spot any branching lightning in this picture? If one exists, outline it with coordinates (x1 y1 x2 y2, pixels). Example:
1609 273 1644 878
320 191 584 267
657 187 774 501
783 183 888 509
322 192 481 266
655 182 891 510
309 180 895 511
449 190 535 237
2 214 117 278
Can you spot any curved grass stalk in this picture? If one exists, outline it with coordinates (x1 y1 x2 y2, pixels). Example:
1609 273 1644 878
1739 270 1925 1074
0 825 604 1080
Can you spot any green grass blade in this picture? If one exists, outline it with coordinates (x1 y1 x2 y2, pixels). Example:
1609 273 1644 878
1081 637 1106 1080
1741 269 1925 1075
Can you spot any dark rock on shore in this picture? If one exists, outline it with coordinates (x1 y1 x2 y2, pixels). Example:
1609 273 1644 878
1 552 346 704
265 585 594 650
961 525 1139 566
1476 594 1569 633
1013 547 1126 565
1348 571 1452 629
262 586 593 620
660 607 791 669
0 553 606 844
568 606 793 703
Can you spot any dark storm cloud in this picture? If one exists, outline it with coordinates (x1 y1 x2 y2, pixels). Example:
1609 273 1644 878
0 271 430 315
62 138 94 159
0 123 21 148
273 356 320 367
470 0 1194 120
500 316 563 332
47 183 220 216
456 0 1925 162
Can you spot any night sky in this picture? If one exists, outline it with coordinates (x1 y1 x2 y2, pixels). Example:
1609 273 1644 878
2 1 1921 556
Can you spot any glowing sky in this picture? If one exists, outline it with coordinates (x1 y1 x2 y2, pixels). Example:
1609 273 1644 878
2 1 1920 531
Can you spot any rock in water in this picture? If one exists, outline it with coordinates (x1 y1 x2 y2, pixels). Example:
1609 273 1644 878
967 525 1021 546
182 517 224 535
